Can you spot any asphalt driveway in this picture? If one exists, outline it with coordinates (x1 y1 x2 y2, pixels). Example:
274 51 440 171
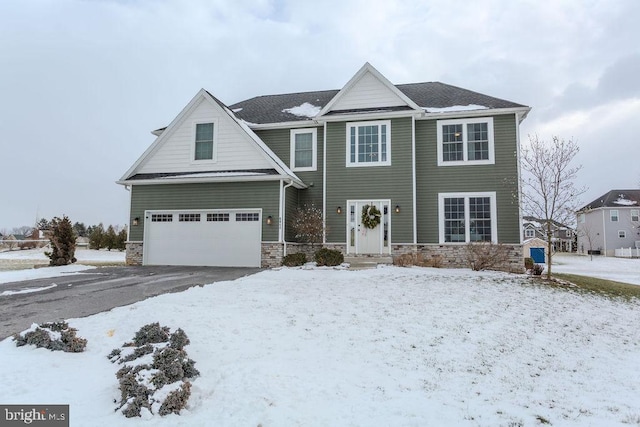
0 265 260 340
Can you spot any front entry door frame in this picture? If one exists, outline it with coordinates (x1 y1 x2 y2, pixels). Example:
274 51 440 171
346 199 391 255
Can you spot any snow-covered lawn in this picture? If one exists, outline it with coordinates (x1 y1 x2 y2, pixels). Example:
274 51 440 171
0 248 125 279
1 266 639 426
552 253 640 286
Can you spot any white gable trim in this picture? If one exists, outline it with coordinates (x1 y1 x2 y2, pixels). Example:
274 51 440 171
317 62 422 117
119 89 305 189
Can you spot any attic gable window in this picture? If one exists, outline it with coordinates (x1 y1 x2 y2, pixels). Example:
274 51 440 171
347 120 391 167
437 117 494 166
194 122 216 162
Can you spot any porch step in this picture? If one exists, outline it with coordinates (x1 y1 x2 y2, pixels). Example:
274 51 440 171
344 256 394 270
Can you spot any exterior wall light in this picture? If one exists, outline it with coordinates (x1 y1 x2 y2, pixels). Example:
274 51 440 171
266 215 273 225
133 217 140 226
395 205 400 214
337 206 342 214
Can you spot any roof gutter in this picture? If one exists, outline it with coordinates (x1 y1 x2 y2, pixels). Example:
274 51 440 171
117 174 306 188
420 106 531 122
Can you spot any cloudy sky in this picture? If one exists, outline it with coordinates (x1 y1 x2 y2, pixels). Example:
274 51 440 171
1 0 639 231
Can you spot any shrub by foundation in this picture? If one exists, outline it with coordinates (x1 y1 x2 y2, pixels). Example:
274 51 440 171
282 253 307 267
314 248 344 267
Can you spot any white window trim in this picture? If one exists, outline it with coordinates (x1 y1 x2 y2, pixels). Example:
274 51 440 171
346 120 391 167
438 192 497 244
618 230 626 238
631 209 639 222
610 209 619 222
525 229 535 238
290 128 317 172
437 117 494 166
190 119 218 164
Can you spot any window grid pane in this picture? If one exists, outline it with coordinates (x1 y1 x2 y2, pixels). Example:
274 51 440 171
358 125 379 163
467 122 489 160
442 124 463 162
179 213 201 222
207 213 229 222
151 214 173 222
444 197 465 242
469 197 491 241
350 127 356 163
236 213 260 222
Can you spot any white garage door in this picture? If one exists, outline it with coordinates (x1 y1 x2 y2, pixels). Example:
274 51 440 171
143 210 262 267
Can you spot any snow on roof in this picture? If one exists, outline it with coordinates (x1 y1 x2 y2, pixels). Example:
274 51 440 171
613 197 638 206
282 102 321 118
423 104 488 113
232 108 243 113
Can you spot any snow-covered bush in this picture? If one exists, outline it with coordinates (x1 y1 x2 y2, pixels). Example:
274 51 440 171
13 321 87 352
109 323 199 418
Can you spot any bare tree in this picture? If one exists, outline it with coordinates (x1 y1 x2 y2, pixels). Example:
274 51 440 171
290 204 325 248
521 135 586 279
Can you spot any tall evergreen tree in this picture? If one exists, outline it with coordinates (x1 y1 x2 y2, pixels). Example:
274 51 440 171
46 216 77 266
104 225 117 251
89 223 105 249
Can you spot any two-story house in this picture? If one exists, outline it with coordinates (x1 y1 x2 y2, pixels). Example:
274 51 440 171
576 189 640 256
522 216 575 252
118 63 530 270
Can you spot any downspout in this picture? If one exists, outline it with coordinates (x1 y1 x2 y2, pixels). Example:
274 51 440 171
411 115 417 246
515 113 524 245
322 121 327 244
282 180 295 257
602 209 607 256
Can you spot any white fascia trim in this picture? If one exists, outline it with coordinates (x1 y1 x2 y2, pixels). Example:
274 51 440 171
245 120 321 131
321 110 420 123
420 107 530 122
117 174 301 187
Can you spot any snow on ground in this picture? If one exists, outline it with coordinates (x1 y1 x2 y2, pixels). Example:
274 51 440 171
553 253 640 285
1 266 638 426
0 248 125 280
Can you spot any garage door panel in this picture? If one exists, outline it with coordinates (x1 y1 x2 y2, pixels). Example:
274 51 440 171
144 210 262 267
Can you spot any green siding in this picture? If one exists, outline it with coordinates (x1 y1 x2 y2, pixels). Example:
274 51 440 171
129 181 280 241
325 117 414 243
415 114 520 244
284 186 299 241
255 127 324 207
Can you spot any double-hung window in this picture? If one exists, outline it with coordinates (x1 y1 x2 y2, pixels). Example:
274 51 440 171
347 120 391 167
610 210 619 222
631 210 639 222
290 128 317 171
437 117 494 166
193 122 216 162
439 192 497 243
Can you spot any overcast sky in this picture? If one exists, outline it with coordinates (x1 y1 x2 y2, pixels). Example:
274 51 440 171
1 0 639 231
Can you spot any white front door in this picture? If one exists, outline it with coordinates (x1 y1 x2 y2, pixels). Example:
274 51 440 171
347 200 390 255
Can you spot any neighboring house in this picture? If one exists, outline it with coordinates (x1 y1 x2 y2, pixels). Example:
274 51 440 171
522 237 547 262
118 63 530 270
522 216 575 252
576 189 640 257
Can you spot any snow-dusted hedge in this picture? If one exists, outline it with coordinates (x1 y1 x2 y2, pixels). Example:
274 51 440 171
108 323 199 418
13 321 87 352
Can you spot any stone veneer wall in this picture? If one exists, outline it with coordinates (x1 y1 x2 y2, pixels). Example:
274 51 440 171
125 242 143 266
128 240 523 273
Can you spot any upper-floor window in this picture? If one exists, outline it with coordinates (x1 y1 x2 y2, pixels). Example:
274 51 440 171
437 117 494 166
193 122 216 162
347 120 391 167
631 209 639 222
525 229 535 238
438 192 497 243
290 128 317 171
610 210 619 222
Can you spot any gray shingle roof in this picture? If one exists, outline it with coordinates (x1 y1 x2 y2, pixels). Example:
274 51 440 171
580 189 640 210
229 82 527 125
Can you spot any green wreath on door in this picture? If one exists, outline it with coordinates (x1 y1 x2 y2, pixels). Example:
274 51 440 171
361 204 382 229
